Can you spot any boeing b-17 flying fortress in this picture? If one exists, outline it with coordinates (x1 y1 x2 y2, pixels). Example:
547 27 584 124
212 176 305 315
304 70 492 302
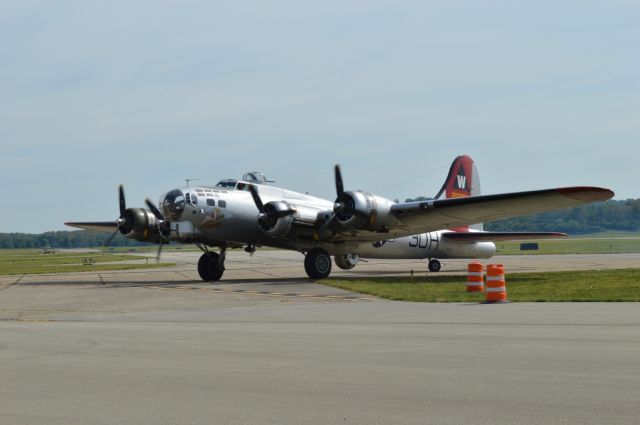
67 155 614 280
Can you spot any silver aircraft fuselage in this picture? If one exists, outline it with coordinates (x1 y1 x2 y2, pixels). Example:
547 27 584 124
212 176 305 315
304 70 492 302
160 181 495 260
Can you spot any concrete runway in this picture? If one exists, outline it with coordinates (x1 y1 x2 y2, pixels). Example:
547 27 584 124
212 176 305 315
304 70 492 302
1 251 639 424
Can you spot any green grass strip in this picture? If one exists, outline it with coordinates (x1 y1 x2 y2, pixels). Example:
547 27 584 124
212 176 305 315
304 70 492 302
322 269 640 302
0 262 175 276
0 252 174 275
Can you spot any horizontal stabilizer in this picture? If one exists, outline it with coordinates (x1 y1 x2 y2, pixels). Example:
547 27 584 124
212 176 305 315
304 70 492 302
65 221 118 233
442 231 567 242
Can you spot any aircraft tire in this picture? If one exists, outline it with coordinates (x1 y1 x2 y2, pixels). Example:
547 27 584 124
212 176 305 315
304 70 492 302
334 254 358 270
428 259 441 272
304 248 332 279
198 252 224 281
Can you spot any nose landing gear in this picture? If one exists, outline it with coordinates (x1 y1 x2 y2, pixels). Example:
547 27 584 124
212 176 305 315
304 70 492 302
197 246 226 281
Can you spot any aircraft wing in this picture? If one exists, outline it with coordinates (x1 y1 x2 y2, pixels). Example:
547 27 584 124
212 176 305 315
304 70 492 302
441 231 567 242
387 187 613 238
65 221 118 232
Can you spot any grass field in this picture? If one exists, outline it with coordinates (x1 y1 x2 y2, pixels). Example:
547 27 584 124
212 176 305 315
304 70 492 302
322 269 640 302
495 234 640 255
101 245 200 253
0 250 174 275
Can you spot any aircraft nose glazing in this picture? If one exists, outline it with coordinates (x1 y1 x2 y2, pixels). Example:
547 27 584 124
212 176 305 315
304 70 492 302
161 189 186 220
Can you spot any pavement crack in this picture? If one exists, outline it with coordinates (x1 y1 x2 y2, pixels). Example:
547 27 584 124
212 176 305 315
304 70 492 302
0 276 23 291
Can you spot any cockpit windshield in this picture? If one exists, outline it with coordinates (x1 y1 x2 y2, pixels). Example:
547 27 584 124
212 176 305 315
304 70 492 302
162 189 185 220
216 179 238 189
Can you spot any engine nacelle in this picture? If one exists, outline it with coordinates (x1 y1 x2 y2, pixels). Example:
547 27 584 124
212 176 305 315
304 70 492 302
120 208 164 243
259 201 294 237
336 191 395 231
334 254 359 270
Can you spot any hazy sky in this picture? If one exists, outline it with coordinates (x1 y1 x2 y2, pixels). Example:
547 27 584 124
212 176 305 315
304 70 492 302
1 0 638 233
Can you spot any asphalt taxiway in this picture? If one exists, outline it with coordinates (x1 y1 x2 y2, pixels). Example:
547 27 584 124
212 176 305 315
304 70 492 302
1 251 639 425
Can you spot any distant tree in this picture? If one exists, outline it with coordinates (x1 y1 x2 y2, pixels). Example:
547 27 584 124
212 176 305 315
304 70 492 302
405 196 432 203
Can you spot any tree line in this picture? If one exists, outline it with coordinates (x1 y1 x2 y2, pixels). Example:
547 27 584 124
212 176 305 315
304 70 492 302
0 199 638 249
484 199 640 234
0 230 152 249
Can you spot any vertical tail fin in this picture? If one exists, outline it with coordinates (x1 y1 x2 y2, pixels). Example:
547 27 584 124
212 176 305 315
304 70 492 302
434 154 481 200
435 155 483 230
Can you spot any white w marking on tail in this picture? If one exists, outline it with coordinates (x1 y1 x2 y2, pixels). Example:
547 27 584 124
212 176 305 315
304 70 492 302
456 175 466 189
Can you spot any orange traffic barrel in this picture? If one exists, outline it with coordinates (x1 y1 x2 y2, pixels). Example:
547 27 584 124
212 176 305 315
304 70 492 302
466 262 484 292
485 264 508 303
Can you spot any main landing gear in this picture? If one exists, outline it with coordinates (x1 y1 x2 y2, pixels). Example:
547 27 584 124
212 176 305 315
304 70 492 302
428 258 441 272
197 246 226 281
304 247 332 279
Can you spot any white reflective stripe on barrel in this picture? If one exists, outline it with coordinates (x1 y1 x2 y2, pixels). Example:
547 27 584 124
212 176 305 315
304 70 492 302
467 272 484 277
485 287 506 293
486 275 504 282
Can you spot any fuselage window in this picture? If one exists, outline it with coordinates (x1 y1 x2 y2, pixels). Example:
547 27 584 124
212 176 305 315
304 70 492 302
191 194 198 205
206 198 215 207
218 200 227 208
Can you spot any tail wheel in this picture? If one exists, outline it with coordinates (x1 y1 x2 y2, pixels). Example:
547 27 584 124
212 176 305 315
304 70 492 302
304 248 332 279
428 259 441 272
334 254 359 270
198 252 225 281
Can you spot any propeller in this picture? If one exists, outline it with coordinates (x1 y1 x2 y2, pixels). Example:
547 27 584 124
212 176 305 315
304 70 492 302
104 185 129 248
249 184 265 215
145 198 171 261
119 184 126 218
101 186 170 261
335 164 344 199
316 164 356 233
248 184 295 230
332 164 358 221
145 198 167 222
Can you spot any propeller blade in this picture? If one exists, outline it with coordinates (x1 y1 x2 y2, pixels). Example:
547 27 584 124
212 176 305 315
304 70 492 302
335 164 344 198
156 243 164 262
118 185 126 218
145 198 166 221
274 209 296 218
104 227 120 247
317 212 336 234
249 185 265 213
